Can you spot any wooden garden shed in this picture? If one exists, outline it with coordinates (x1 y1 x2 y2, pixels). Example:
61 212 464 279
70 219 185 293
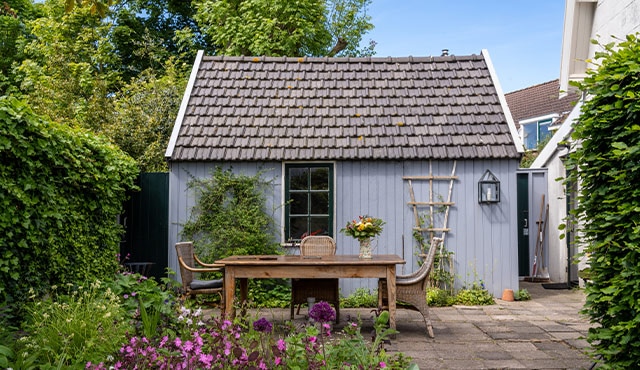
165 50 524 297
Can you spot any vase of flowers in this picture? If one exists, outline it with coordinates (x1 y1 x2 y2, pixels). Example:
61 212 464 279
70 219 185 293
340 215 385 259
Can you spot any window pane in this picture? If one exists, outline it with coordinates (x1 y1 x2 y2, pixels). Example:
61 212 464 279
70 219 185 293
310 192 329 214
289 217 308 240
289 168 308 190
523 123 537 150
309 217 329 236
539 121 552 143
310 167 329 190
289 193 308 214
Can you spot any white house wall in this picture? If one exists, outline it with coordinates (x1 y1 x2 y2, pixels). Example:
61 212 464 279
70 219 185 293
168 159 520 298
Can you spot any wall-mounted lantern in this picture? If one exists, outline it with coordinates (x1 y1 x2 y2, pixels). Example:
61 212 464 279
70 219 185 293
478 169 500 204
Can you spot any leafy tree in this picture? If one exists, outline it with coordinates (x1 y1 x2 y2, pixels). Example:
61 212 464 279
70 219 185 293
194 0 374 57
0 96 138 316
109 0 205 80
566 34 640 368
105 59 187 172
14 0 121 131
0 0 42 94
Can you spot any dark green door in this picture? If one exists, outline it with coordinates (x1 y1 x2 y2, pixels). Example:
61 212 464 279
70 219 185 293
120 172 168 280
517 173 530 277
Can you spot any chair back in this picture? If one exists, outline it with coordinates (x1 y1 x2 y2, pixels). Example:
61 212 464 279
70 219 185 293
398 237 443 286
175 241 196 290
300 236 336 256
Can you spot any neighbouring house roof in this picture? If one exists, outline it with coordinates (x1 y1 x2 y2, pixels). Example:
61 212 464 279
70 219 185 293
505 79 580 128
166 50 523 162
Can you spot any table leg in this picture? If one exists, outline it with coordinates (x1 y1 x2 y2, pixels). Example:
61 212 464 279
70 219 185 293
223 267 235 318
239 278 248 305
386 265 397 330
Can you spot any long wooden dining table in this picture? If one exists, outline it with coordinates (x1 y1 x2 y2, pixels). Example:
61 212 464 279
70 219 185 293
215 254 406 330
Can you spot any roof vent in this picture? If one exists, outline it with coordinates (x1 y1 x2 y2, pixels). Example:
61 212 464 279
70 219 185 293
441 49 449 56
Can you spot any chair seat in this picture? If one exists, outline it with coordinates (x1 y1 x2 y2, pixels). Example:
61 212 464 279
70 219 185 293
190 279 223 290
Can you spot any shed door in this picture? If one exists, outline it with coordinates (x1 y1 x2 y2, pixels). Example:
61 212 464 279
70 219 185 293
517 173 530 276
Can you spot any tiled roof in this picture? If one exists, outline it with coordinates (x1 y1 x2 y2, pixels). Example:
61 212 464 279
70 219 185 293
505 79 580 127
167 53 521 161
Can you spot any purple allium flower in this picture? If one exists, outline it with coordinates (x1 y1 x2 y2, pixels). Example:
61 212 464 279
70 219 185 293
253 317 273 333
308 301 336 323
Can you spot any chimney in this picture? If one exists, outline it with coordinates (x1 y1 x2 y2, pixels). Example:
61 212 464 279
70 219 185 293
441 49 449 56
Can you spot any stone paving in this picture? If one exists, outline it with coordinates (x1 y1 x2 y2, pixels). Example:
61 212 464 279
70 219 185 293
367 282 593 369
216 282 595 369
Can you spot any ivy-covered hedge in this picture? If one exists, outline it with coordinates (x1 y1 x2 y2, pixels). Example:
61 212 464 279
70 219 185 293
0 96 139 310
567 34 640 368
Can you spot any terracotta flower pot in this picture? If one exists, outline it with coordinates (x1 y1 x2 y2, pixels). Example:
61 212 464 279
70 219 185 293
502 289 515 302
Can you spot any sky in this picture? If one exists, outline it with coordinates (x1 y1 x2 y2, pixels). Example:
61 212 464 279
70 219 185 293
365 1 566 93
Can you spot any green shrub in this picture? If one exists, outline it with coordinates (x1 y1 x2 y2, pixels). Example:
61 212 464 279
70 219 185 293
454 282 495 306
341 288 378 308
247 279 292 308
426 287 454 307
514 289 531 301
566 34 640 368
0 96 139 317
13 280 131 368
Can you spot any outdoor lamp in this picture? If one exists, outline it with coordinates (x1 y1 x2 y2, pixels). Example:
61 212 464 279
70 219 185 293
478 169 500 204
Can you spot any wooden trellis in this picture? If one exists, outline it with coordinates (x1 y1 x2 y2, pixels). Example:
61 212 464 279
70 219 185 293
404 161 457 290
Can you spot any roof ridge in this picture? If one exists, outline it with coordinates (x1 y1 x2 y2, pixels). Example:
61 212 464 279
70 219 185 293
505 79 560 95
201 54 484 63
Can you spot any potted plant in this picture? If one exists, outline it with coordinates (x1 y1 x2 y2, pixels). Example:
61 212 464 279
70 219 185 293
340 215 385 259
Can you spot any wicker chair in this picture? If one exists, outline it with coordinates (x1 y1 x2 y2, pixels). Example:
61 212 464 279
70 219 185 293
291 236 340 322
175 242 224 303
378 236 443 337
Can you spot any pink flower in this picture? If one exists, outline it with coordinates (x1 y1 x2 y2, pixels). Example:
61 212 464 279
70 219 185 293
277 338 286 351
380 361 387 368
275 357 282 365
183 340 194 352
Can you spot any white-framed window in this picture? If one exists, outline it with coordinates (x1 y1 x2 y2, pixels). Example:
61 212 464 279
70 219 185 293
521 115 556 150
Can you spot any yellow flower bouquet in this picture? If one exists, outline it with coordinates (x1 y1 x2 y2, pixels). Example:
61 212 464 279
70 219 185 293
340 215 385 241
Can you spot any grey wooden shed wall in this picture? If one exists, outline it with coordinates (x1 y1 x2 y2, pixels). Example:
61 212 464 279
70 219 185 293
167 158 520 297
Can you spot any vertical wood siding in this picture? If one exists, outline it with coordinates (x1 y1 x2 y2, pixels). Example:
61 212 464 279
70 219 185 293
168 159 520 297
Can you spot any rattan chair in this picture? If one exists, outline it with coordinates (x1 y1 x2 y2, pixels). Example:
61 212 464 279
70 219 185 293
378 237 443 337
175 241 224 303
291 236 340 322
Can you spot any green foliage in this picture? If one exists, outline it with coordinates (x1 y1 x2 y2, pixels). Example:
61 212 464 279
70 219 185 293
12 280 131 368
0 0 41 94
341 288 378 308
453 282 495 306
246 279 292 308
519 134 552 168
181 167 282 261
514 289 531 301
426 287 454 307
0 96 138 318
566 34 640 368
109 0 205 80
15 0 121 131
195 0 374 57
106 60 188 172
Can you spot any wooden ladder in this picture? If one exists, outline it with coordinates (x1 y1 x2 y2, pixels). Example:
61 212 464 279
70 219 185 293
404 161 457 287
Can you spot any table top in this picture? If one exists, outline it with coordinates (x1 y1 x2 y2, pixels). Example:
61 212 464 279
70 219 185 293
216 254 405 266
